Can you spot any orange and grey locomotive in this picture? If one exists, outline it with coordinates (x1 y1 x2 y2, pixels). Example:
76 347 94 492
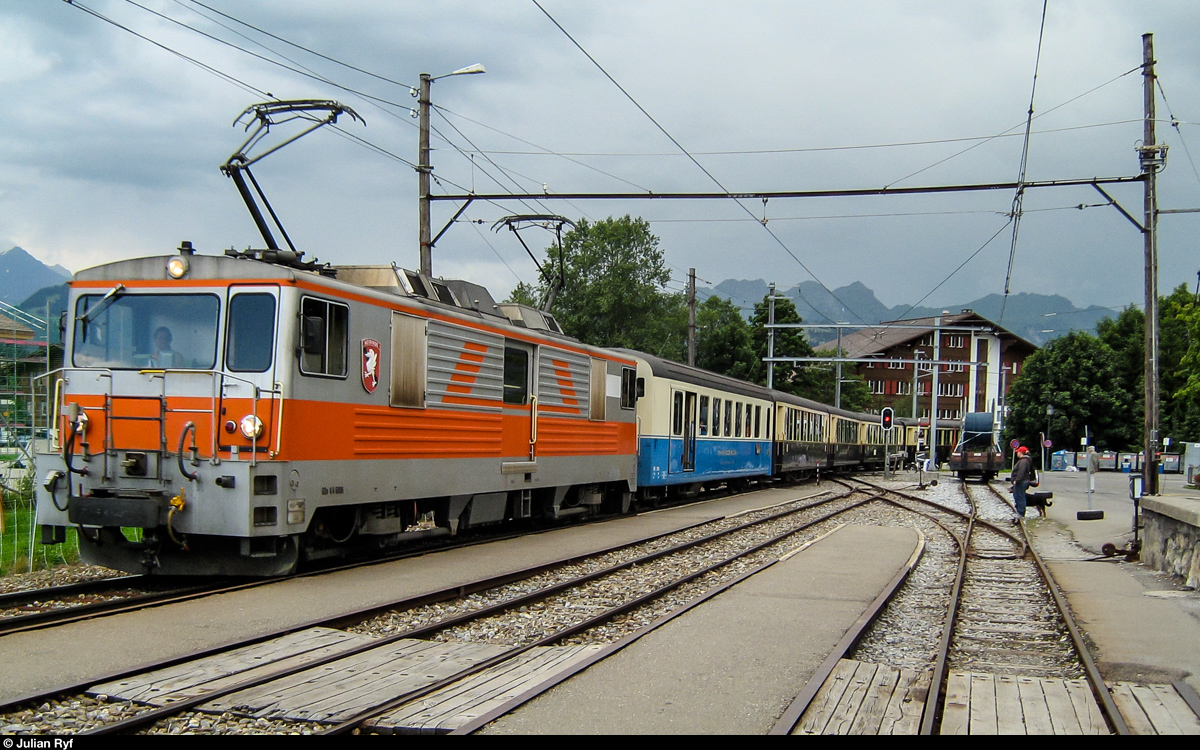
35 248 638 575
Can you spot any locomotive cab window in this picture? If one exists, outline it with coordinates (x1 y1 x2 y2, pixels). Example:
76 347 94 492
226 293 276 373
299 297 348 377
73 293 219 370
503 345 530 405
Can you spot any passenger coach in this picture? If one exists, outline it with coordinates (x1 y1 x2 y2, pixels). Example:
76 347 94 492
617 351 773 500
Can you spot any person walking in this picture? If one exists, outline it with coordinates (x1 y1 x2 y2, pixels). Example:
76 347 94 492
1010 445 1034 522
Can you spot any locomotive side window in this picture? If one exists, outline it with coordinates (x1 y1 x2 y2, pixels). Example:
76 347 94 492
73 293 218 370
226 294 276 373
620 367 637 409
503 346 529 405
299 297 348 378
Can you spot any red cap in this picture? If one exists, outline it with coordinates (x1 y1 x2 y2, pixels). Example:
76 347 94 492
1016 446 1029 455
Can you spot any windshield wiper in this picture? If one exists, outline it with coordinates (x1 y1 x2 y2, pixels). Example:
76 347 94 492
78 284 126 325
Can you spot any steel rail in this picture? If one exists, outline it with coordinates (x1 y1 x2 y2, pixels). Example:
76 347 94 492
769 525 927 735
66 490 852 734
342 495 880 735
980 483 1130 735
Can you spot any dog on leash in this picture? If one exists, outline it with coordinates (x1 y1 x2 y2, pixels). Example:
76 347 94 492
1025 490 1053 517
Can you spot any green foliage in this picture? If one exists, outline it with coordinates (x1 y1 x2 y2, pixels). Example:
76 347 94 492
1004 331 1135 451
748 295 819 394
1 471 81 575
512 216 687 360
1094 284 1200 445
694 296 755 379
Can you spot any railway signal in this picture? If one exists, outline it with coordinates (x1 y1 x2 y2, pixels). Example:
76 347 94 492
881 407 894 431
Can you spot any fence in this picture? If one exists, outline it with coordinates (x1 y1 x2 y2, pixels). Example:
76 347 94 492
1 465 80 575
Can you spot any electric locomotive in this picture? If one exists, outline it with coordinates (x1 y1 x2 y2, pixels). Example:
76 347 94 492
34 247 639 575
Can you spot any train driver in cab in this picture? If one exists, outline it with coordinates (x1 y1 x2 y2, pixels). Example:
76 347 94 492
149 326 184 368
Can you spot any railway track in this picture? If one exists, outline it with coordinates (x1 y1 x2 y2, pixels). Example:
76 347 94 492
773 476 1126 735
3 485 884 735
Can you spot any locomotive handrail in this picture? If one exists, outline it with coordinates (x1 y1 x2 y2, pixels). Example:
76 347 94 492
35 367 281 467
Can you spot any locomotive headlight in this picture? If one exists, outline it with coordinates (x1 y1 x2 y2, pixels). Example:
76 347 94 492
166 256 189 279
239 414 263 439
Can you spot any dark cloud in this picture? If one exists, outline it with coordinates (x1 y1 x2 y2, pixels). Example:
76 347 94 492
3 1 1199 309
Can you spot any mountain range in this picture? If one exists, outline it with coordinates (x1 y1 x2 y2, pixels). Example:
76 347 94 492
0 247 70 306
3 247 1118 349
708 279 1117 347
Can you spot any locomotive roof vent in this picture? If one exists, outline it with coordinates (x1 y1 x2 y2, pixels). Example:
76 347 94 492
331 265 506 319
496 303 564 334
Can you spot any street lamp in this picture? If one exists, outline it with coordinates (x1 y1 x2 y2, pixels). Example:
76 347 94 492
1045 404 1054 472
417 64 486 277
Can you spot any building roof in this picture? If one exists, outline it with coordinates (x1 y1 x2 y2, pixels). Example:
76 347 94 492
813 310 1037 358
0 311 35 341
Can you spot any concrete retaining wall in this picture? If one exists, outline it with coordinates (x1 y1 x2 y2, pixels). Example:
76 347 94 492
1141 496 1200 589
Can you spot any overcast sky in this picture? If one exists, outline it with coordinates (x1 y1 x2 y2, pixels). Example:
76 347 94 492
4 1 1200 317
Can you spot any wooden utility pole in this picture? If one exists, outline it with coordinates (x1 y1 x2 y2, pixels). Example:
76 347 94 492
1142 33 1164 494
687 268 696 366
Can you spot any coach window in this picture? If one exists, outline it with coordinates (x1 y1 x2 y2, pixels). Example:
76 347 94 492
300 297 348 377
503 346 530 405
699 396 709 436
735 403 743 438
754 405 761 438
672 391 684 436
724 401 732 437
712 398 721 436
226 293 276 373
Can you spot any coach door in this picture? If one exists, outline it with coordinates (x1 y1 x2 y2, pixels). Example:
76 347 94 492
670 389 697 473
219 286 281 459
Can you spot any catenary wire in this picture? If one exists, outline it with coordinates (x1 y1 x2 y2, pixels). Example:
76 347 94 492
530 0 877 330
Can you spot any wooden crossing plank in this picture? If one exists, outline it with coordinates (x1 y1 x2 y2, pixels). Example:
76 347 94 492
367 645 602 734
1017 676 1054 735
1151 684 1200 734
796 659 860 735
968 673 998 735
939 671 971 735
1040 678 1083 735
848 663 901 735
824 661 877 734
880 668 929 735
202 639 509 723
1109 681 1200 735
1110 682 1156 735
994 674 1025 734
1129 683 1185 735
1064 679 1108 735
89 628 375 704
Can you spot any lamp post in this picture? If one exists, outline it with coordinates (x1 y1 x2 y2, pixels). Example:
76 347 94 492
1046 404 1054 471
418 64 485 277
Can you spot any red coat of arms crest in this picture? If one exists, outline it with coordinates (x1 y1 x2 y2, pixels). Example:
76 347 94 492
362 339 381 393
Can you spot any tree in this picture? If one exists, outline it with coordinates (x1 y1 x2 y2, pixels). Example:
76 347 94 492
505 216 687 360
1095 284 1200 445
747 294 821 394
694 295 756 379
1004 331 1135 451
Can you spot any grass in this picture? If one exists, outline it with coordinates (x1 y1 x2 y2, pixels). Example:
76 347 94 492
1 469 82 575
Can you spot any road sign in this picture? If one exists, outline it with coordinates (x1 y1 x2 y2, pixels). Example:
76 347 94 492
1043 439 1052 448
1010 438 1020 449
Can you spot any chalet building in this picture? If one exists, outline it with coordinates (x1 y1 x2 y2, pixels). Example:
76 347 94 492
814 310 1037 425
